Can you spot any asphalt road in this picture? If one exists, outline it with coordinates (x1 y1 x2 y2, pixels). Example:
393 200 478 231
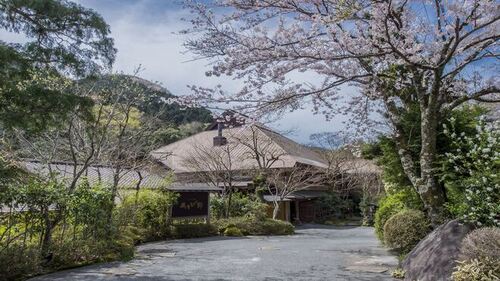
31 225 397 281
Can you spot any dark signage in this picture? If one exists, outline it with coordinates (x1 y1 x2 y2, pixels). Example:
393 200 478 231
172 192 209 218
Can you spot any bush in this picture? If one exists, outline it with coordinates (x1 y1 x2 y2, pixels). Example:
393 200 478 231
215 217 294 236
460 227 500 262
317 192 355 218
116 189 178 241
258 219 295 235
0 244 41 281
383 209 430 253
452 227 500 281
441 115 499 227
210 192 267 220
451 258 500 281
170 223 217 239
224 226 243 237
374 189 423 240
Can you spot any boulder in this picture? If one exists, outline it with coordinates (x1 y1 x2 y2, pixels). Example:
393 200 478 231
402 219 474 281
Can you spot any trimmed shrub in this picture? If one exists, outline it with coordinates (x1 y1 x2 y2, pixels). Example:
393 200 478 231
383 209 430 253
215 217 294 236
171 223 217 239
224 226 243 237
460 227 500 262
374 189 423 240
452 258 500 281
258 219 295 235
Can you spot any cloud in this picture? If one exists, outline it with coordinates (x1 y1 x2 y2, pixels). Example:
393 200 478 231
3 0 354 144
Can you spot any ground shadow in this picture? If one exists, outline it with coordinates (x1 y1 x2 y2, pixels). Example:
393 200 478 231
295 223 362 230
154 235 250 244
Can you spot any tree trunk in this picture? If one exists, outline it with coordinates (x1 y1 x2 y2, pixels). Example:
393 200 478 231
41 211 53 257
272 203 280 220
418 107 447 226
225 189 233 218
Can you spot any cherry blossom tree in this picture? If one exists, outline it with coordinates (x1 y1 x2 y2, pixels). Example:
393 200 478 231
182 0 499 225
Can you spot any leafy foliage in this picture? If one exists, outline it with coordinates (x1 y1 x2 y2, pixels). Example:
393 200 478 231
116 189 178 241
317 192 355 218
374 189 423 240
383 209 430 254
0 0 115 75
210 192 267 220
451 258 500 281
0 52 93 132
0 180 135 280
440 116 499 227
366 105 489 232
0 0 115 132
0 244 41 280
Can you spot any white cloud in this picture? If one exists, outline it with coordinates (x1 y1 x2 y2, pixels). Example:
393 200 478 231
2 0 357 144
100 2 355 143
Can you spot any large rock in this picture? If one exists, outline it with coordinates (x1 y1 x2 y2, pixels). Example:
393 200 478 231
402 219 474 281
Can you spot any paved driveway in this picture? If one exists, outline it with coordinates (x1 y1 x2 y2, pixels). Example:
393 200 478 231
31 225 397 281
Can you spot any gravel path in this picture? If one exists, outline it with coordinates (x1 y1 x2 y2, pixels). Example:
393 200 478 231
30 225 397 281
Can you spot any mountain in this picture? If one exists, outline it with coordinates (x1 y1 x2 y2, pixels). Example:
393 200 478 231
82 74 213 126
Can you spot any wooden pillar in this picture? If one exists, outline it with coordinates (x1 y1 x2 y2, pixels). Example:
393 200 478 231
285 201 290 222
206 192 211 224
295 200 300 223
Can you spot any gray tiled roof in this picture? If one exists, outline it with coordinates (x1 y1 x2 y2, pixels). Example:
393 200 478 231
150 124 328 173
21 161 221 192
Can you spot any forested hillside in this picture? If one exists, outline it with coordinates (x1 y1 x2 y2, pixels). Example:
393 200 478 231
79 74 214 147
87 74 213 126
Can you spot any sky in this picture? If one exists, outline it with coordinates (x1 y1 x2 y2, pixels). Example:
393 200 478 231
2 0 355 144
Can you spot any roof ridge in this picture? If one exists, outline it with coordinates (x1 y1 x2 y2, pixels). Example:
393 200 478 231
254 126 328 167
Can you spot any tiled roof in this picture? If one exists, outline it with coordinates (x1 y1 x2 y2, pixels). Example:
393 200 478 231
150 124 328 173
21 160 221 192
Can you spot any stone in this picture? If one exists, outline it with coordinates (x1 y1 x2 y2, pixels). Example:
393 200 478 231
402 219 474 281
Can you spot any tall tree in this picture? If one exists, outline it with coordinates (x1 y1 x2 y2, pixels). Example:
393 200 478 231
0 0 116 132
183 0 499 225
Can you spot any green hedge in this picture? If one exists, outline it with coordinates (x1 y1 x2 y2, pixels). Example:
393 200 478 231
215 217 294 236
170 223 218 239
